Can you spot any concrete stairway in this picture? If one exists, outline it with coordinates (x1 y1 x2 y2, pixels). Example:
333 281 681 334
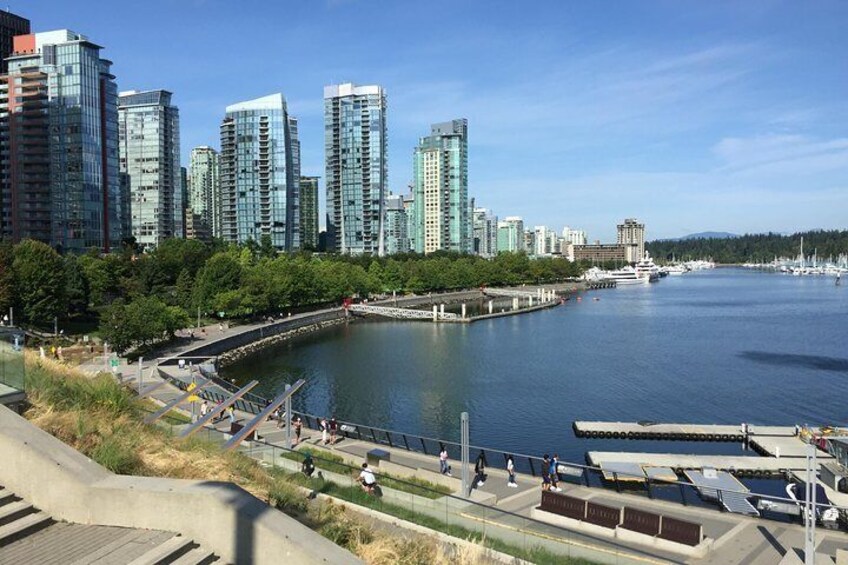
0 485 220 564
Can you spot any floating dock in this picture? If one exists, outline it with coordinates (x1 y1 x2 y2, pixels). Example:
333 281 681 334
573 421 794 441
684 469 759 516
588 451 805 476
749 435 833 460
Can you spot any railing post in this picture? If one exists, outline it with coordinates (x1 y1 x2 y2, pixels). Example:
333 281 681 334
461 412 470 498
284 383 292 449
402 434 410 451
385 431 393 448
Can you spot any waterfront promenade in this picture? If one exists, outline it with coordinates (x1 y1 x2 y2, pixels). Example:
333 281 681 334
120 365 848 565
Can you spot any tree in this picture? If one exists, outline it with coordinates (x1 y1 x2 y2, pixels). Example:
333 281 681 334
64 255 90 316
12 240 67 327
0 241 14 315
100 296 190 353
193 253 243 313
175 268 194 310
259 234 277 259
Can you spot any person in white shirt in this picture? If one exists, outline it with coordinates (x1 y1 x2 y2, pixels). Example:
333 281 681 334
507 456 517 487
359 463 377 494
439 447 451 476
199 400 209 418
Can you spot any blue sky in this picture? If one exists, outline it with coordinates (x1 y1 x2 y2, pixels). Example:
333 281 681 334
19 1 848 241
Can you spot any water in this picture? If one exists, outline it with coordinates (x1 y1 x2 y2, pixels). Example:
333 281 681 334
223 269 848 472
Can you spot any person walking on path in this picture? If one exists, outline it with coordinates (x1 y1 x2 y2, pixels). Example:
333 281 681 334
507 456 517 487
549 454 561 492
329 416 338 445
302 452 315 478
199 400 209 419
359 462 377 494
227 406 235 427
439 446 451 476
320 418 329 445
293 415 303 446
541 454 551 491
474 453 486 487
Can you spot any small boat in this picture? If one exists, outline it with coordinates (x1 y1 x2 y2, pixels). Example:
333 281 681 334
786 480 841 527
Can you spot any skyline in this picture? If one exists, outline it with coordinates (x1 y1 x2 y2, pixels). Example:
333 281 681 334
16 0 848 242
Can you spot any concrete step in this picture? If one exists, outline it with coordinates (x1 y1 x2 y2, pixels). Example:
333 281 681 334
0 490 15 506
127 535 193 565
169 546 217 565
0 501 34 526
0 511 51 546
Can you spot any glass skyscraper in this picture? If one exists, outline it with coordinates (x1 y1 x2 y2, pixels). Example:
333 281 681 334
188 146 220 240
1 30 120 252
219 94 299 251
324 83 387 255
118 90 182 248
412 119 469 254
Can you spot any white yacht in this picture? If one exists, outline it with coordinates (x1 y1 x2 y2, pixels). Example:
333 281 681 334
634 253 660 282
661 264 688 276
606 266 650 285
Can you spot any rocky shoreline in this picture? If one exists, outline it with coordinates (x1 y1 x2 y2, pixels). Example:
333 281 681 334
217 317 349 367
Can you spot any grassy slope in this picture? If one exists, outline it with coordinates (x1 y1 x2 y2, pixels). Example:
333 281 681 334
21 354 595 565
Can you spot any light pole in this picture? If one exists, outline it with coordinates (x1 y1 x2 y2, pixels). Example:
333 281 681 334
461 412 470 497
804 442 817 565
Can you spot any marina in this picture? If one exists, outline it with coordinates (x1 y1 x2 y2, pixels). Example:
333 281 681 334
588 451 815 475
573 420 794 441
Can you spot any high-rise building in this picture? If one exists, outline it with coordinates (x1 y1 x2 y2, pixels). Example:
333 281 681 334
299 176 319 250
412 119 469 254
472 208 498 258
402 191 416 252
0 11 29 74
384 193 409 255
324 83 387 255
1 30 121 252
118 90 182 248
563 227 587 246
534 226 559 257
220 94 299 250
188 146 220 240
617 218 645 262
496 216 524 253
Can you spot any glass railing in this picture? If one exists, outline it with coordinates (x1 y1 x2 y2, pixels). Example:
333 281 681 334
0 328 26 392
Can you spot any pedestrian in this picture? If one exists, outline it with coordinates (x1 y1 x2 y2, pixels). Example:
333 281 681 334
359 462 377 494
178 358 185 371
550 454 561 492
541 454 551 491
227 406 235 426
293 415 303 445
474 453 486 487
329 416 338 445
39 346 45 359
200 400 209 419
57 346 64 362
507 455 517 487
320 418 329 445
439 446 451 476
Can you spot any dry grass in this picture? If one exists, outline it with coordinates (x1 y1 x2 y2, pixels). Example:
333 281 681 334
21 352 502 565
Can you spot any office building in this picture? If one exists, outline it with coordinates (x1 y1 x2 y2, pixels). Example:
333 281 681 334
473 208 498 257
573 243 627 263
384 193 409 255
563 227 587 246
219 93 300 250
188 146 220 239
118 89 182 248
1 30 121 252
617 218 645 262
324 83 387 255
0 11 29 74
496 216 524 253
299 176 319 250
412 119 469 254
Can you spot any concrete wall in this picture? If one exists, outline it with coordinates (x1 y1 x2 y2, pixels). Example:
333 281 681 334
0 405 359 564
171 309 347 361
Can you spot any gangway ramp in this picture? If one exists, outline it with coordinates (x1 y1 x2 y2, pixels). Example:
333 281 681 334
684 469 759 516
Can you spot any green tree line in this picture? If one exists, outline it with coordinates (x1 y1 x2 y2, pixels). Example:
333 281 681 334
0 238 585 353
646 230 848 264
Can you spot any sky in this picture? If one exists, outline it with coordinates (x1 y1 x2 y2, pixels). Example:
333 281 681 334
17 0 848 241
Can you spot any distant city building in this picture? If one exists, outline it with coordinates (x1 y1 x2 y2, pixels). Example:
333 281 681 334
0 11 29 74
185 208 209 242
523 230 535 256
472 208 498 258
562 227 587 246
402 191 416 252
119 90 182 248
188 146 220 240
384 193 409 255
220 93 300 250
533 226 559 257
324 83 387 255
573 243 627 263
617 218 645 262
497 216 524 253
0 30 121 252
180 167 188 238
299 176 319 250
412 119 469 254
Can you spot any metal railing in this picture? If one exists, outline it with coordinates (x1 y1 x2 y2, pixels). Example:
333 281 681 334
150 369 848 528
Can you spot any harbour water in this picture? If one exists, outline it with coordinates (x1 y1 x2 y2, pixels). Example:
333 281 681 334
223 269 848 475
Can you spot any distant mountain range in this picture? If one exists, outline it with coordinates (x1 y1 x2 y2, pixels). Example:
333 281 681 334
678 231 738 240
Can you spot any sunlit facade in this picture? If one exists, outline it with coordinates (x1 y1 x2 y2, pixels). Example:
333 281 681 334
220 93 300 251
188 146 220 240
324 83 387 255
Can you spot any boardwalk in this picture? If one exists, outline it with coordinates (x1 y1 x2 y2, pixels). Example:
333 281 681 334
588 451 810 474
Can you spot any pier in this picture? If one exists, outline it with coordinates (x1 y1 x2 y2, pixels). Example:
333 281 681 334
588 451 808 475
573 420 795 441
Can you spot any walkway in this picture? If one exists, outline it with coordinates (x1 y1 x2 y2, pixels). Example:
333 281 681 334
126 370 848 565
